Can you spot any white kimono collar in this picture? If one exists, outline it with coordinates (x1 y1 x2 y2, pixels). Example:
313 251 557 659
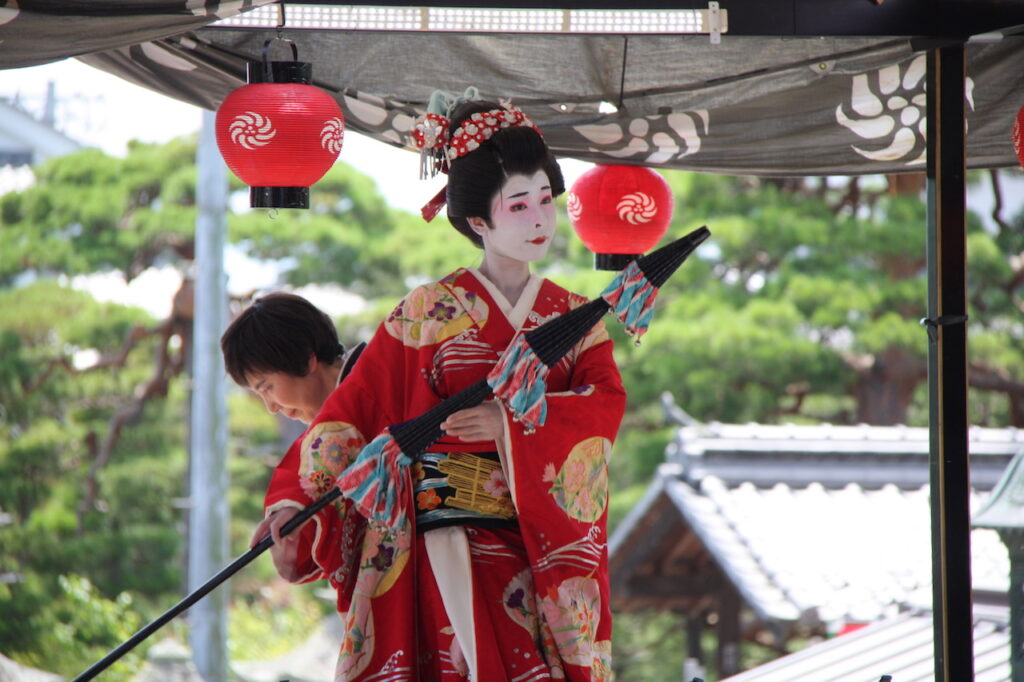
466 267 542 333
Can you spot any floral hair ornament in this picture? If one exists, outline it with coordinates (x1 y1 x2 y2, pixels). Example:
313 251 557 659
444 102 540 162
410 88 463 180
410 87 542 221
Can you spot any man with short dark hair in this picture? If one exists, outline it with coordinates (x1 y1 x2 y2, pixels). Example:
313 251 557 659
221 292 363 424
220 292 364 580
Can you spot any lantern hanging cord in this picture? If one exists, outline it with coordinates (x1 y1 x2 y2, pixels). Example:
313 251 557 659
260 36 298 79
276 2 287 38
617 36 628 110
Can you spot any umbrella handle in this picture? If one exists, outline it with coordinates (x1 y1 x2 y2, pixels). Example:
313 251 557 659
71 487 342 681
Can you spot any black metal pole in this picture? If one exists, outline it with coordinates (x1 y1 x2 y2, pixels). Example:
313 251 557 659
71 488 341 682
924 42 973 682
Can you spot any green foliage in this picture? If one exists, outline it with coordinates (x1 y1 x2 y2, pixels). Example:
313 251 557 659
0 277 184 669
228 586 325 661
603 171 1023 429
0 139 199 285
3 135 1022 681
2 574 145 681
612 609 799 681
229 160 477 299
612 611 687 681
607 483 650 535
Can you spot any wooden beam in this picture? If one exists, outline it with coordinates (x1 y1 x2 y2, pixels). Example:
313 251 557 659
624 573 727 600
610 494 682 594
686 612 705 665
717 587 742 677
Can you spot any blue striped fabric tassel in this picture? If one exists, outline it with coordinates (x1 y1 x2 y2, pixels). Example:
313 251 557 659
336 430 413 527
487 334 550 433
601 261 659 340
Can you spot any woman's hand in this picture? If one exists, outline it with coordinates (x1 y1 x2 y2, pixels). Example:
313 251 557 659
250 507 306 582
441 401 505 444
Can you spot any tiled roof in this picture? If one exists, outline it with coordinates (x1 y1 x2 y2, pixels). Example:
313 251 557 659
646 464 1008 624
720 605 1010 682
609 422 1020 632
666 422 1023 491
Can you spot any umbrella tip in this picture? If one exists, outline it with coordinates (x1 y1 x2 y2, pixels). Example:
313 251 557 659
686 225 711 244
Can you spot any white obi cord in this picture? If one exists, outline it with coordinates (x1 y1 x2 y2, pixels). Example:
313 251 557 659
424 526 478 678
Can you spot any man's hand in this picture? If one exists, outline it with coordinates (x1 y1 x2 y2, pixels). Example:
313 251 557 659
250 507 306 582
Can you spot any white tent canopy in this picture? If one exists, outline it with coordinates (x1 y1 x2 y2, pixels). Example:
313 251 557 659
1 1 1022 175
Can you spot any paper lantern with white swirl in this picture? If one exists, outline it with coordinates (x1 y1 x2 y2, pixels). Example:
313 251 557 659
216 58 344 209
567 164 674 270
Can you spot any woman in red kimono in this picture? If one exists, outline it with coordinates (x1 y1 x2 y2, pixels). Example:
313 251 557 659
255 96 626 681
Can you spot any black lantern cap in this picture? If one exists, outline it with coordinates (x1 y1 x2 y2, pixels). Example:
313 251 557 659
246 59 311 85
250 186 310 210
594 252 640 271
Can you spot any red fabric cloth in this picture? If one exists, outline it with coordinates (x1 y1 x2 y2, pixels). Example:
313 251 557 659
264 269 626 681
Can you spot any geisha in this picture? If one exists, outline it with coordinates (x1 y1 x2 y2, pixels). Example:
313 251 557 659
255 94 627 681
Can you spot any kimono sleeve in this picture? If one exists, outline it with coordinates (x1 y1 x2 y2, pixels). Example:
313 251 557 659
266 314 417 608
262 435 322 584
498 319 625 679
501 318 626 522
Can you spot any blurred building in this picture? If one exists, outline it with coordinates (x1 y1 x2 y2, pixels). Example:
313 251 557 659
610 397 1023 678
0 82 81 195
0 82 80 167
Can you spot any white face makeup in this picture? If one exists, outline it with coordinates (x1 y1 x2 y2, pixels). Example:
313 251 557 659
474 169 556 264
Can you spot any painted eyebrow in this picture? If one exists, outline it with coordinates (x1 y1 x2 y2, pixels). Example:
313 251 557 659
506 184 552 199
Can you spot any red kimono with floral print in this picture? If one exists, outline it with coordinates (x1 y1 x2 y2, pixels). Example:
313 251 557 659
264 267 626 681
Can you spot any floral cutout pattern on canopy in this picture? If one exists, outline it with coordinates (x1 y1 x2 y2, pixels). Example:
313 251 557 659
836 54 976 165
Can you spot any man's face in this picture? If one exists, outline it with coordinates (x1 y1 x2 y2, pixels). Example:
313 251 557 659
246 370 320 424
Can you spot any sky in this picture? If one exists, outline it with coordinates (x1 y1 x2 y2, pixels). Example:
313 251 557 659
2 58 592 317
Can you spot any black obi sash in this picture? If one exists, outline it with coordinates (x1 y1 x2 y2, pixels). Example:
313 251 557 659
413 450 518 533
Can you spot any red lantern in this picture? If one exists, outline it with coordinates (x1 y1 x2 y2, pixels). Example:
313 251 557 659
567 164 674 270
216 42 344 209
1014 104 1024 169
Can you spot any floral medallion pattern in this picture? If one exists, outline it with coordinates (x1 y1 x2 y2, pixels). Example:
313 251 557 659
300 421 365 504
538 576 607 674
542 437 611 523
385 278 490 347
337 523 412 679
